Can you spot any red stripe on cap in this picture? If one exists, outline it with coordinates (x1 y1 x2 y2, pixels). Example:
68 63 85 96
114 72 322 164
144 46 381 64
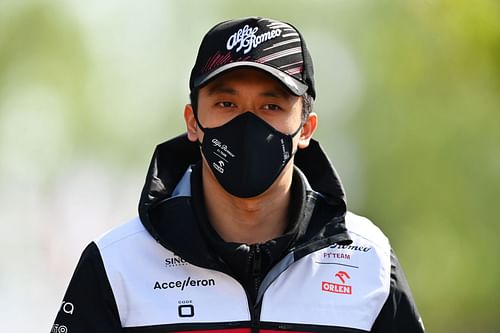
284 66 304 75
202 52 233 73
256 47 302 64
263 38 301 51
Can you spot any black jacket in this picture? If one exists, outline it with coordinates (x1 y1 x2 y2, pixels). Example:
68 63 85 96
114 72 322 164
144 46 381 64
51 134 424 333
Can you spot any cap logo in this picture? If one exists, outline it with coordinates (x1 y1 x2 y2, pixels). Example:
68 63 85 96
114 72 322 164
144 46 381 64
226 25 282 55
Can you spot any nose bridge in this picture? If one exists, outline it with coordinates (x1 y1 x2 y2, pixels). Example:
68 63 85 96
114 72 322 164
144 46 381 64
238 82 261 114
240 97 257 115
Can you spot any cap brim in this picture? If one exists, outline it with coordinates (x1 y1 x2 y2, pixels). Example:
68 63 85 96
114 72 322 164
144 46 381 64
193 61 308 96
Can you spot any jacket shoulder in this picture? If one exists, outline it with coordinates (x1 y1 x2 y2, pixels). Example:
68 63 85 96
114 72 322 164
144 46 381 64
345 211 390 256
94 217 150 250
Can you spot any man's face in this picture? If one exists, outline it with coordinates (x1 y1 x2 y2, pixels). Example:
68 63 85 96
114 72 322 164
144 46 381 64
194 67 304 140
184 67 317 197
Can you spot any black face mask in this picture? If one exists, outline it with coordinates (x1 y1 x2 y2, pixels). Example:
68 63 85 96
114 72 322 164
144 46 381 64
195 112 303 198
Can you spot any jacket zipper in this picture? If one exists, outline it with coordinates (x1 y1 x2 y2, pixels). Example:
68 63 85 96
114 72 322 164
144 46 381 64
251 244 262 333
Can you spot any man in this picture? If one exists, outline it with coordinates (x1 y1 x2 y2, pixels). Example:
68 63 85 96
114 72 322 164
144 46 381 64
52 17 424 333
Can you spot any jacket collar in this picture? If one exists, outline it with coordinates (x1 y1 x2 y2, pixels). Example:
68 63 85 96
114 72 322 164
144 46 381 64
138 133 350 265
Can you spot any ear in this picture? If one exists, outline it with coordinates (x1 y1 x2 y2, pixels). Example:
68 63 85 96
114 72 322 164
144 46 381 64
297 112 318 149
184 104 199 142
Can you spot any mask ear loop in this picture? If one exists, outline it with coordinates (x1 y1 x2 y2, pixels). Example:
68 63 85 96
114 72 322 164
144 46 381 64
290 120 304 138
193 109 206 132
288 119 306 157
192 109 206 147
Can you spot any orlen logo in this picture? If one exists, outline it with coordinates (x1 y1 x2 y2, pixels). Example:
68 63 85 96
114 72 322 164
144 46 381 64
322 271 352 295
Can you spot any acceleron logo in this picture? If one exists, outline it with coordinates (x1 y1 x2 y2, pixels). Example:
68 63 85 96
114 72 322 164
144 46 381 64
321 271 353 295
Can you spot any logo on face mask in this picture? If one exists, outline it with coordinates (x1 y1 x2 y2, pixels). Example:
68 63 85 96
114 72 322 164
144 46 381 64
280 138 290 161
213 161 225 174
210 138 235 174
211 138 235 158
199 112 300 198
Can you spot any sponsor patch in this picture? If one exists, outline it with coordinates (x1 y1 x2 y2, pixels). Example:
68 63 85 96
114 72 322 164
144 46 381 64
51 324 68 333
322 271 353 295
165 255 188 268
154 277 216 291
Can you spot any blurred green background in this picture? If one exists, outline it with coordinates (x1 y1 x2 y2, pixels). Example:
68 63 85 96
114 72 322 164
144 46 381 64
1 0 499 332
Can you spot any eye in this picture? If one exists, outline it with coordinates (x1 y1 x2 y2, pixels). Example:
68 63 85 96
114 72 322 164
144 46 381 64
263 104 282 111
216 101 236 108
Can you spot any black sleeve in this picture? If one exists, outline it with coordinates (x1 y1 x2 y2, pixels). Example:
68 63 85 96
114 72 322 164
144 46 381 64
371 249 425 333
51 242 122 333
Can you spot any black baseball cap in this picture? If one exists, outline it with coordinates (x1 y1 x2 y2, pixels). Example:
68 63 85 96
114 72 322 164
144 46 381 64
189 17 316 99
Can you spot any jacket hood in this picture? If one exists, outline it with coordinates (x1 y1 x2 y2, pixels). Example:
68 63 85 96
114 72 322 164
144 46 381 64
138 133 347 227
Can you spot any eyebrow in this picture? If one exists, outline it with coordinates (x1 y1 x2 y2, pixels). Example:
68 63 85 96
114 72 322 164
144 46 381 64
207 84 290 100
207 84 237 96
260 89 289 99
